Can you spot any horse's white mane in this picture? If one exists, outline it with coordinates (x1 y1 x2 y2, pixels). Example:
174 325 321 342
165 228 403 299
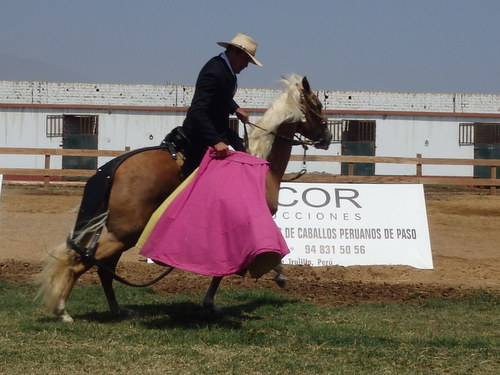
247 74 305 159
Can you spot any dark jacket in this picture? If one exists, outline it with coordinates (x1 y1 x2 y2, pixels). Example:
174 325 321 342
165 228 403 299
182 55 241 149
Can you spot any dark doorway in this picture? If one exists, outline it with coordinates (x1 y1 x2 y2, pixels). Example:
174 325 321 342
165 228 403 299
474 123 500 179
341 120 376 176
62 115 99 171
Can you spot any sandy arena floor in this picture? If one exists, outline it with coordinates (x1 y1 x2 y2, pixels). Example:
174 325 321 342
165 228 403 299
0 184 498 305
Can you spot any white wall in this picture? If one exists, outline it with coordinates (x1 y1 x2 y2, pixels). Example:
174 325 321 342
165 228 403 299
1 108 62 168
0 107 184 169
375 116 474 176
2 80 500 176
3 80 500 115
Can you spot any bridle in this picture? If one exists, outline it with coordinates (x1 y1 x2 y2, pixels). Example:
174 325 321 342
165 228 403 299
244 94 328 144
243 91 330 181
244 120 313 147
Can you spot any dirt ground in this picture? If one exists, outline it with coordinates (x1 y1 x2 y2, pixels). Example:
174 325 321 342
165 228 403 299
0 184 499 306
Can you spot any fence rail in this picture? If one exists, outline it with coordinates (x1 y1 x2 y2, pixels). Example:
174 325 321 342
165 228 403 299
1 147 499 193
0 147 128 188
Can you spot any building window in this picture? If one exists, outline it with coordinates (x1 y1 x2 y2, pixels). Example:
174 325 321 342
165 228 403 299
46 115 98 138
328 120 346 143
46 115 64 137
459 123 474 145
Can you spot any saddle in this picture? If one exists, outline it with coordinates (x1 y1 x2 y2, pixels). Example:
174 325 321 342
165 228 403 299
160 126 190 161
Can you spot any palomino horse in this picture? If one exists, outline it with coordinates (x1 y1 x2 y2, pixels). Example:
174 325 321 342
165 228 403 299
37 74 332 322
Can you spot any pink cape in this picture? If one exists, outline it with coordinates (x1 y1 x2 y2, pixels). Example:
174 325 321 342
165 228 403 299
139 149 289 277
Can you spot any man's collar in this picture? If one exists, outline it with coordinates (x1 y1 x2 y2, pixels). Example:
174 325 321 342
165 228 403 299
220 52 236 76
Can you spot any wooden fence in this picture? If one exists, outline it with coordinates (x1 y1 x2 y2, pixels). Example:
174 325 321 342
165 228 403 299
288 154 500 194
0 147 129 188
1 147 500 194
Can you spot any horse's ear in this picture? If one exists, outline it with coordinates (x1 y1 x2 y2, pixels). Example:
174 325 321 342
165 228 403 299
302 76 311 93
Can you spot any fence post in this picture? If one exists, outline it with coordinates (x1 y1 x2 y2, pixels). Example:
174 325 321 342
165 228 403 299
348 163 354 176
44 154 50 189
490 166 497 195
416 154 422 180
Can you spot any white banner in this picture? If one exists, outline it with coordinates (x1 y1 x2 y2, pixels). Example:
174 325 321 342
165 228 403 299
274 183 433 269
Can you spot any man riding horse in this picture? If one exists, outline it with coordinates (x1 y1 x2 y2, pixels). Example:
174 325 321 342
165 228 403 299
36 33 332 322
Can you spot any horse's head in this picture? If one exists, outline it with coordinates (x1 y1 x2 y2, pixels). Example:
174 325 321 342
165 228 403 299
247 74 332 160
296 76 332 150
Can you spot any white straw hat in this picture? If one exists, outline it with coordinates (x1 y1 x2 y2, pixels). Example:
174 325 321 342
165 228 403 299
217 33 263 66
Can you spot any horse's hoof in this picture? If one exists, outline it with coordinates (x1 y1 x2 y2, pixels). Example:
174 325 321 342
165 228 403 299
203 302 223 315
60 313 74 323
116 307 135 319
120 308 135 318
54 308 74 323
274 275 287 289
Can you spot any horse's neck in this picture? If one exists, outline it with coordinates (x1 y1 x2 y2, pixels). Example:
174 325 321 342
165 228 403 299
247 86 303 160
266 122 297 181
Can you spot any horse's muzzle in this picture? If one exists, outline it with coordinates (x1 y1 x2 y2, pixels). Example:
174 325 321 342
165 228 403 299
313 130 332 150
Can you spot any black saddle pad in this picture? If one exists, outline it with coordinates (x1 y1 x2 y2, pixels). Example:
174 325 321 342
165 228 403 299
72 146 169 235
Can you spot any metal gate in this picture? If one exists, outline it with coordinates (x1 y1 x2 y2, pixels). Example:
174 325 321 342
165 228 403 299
341 120 376 176
62 115 99 171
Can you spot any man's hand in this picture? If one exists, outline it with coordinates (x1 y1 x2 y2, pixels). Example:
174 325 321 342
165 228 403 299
235 108 250 124
213 141 230 158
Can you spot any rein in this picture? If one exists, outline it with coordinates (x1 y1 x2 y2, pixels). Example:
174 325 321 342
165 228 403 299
243 120 311 182
244 120 316 148
67 236 175 287
244 117 319 182
283 143 309 182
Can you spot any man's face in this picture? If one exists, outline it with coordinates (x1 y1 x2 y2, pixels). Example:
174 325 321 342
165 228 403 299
229 48 251 74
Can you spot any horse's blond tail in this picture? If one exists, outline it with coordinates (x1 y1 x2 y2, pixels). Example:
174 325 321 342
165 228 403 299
35 212 108 312
35 241 75 312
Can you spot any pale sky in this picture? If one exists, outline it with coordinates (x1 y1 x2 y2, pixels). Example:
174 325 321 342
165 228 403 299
1 0 499 94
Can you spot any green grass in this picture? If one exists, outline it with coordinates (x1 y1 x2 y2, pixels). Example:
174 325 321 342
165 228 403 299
0 282 498 375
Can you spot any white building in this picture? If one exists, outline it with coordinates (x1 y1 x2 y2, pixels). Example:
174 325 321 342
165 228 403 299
1 80 499 177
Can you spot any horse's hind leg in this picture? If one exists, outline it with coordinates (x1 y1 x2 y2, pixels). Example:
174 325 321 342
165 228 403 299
203 276 223 314
37 243 92 323
53 264 89 323
54 262 92 323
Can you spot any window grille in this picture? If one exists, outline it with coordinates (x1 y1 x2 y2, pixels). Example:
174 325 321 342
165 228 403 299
328 120 346 143
458 123 474 145
46 115 64 137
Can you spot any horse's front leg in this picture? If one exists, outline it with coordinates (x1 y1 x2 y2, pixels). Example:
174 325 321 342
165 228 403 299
203 276 223 314
94 235 133 318
97 252 134 318
273 262 287 288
